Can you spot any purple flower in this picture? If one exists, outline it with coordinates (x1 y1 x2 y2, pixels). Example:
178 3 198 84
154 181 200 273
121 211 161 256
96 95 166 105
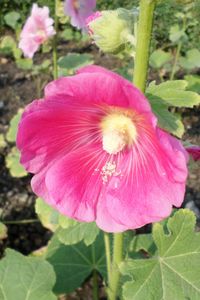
64 0 96 29
185 145 200 161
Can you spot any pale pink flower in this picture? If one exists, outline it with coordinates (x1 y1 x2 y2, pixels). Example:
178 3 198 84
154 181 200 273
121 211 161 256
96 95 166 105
186 145 200 161
17 66 188 232
64 0 96 29
19 3 55 58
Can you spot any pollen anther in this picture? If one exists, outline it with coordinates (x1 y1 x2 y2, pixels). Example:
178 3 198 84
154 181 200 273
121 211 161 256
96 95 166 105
101 111 137 155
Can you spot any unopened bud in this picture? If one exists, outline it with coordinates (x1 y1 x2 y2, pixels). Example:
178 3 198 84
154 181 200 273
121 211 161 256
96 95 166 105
87 8 138 54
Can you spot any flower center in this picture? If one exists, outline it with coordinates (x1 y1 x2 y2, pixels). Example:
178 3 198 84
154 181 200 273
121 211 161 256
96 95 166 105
101 111 137 155
35 30 46 43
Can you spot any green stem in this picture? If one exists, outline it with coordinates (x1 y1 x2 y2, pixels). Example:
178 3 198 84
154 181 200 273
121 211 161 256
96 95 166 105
53 0 58 79
170 41 182 81
104 233 112 284
92 270 99 300
108 233 124 300
2 219 39 225
133 0 156 91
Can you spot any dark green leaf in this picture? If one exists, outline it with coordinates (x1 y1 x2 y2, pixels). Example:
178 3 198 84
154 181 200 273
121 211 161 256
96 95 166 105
58 53 94 75
46 232 106 294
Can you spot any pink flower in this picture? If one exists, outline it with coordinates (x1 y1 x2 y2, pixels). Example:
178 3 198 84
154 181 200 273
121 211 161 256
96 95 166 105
17 66 188 232
64 0 96 29
19 3 55 58
86 11 102 34
186 145 200 161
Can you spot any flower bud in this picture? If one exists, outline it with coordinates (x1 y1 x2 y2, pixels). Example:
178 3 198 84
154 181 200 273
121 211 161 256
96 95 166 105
87 8 138 54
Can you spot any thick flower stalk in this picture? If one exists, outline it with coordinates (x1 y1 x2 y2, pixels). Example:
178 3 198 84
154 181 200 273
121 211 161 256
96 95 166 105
19 3 55 58
64 0 96 29
17 65 188 232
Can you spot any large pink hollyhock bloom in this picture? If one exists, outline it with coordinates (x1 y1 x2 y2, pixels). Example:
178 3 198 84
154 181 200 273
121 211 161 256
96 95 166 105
185 145 200 161
17 66 188 232
64 0 96 29
19 3 55 58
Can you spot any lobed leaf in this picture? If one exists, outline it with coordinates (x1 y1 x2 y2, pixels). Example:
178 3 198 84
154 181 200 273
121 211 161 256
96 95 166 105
58 53 94 76
150 49 172 69
35 198 99 245
4 12 20 30
0 222 7 240
146 80 200 137
146 80 200 108
46 232 106 294
0 249 56 300
179 49 200 70
149 98 185 138
6 147 27 178
58 222 99 246
6 110 23 142
120 209 200 300
184 75 200 94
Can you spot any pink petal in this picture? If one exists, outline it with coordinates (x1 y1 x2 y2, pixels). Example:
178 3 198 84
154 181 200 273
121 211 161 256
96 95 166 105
17 66 188 232
45 146 109 222
19 3 55 58
17 98 103 174
77 65 157 126
101 128 188 230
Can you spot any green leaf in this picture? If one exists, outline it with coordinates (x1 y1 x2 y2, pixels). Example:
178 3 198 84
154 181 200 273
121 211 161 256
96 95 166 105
6 147 27 178
148 98 185 138
35 198 78 231
179 49 200 70
0 222 7 240
58 53 94 75
146 80 200 137
146 80 200 107
0 134 7 149
150 49 172 69
0 249 56 300
35 198 99 245
184 75 200 94
0 36 16 55
58 214 77 228
6 110 23 142
58 222 100 246
169 24 187 43
35 198 59 232
60 28 74 40
4 12 20 30
46 232 106 294
129 234 156 256
120 209 200 300
16 58 33 70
